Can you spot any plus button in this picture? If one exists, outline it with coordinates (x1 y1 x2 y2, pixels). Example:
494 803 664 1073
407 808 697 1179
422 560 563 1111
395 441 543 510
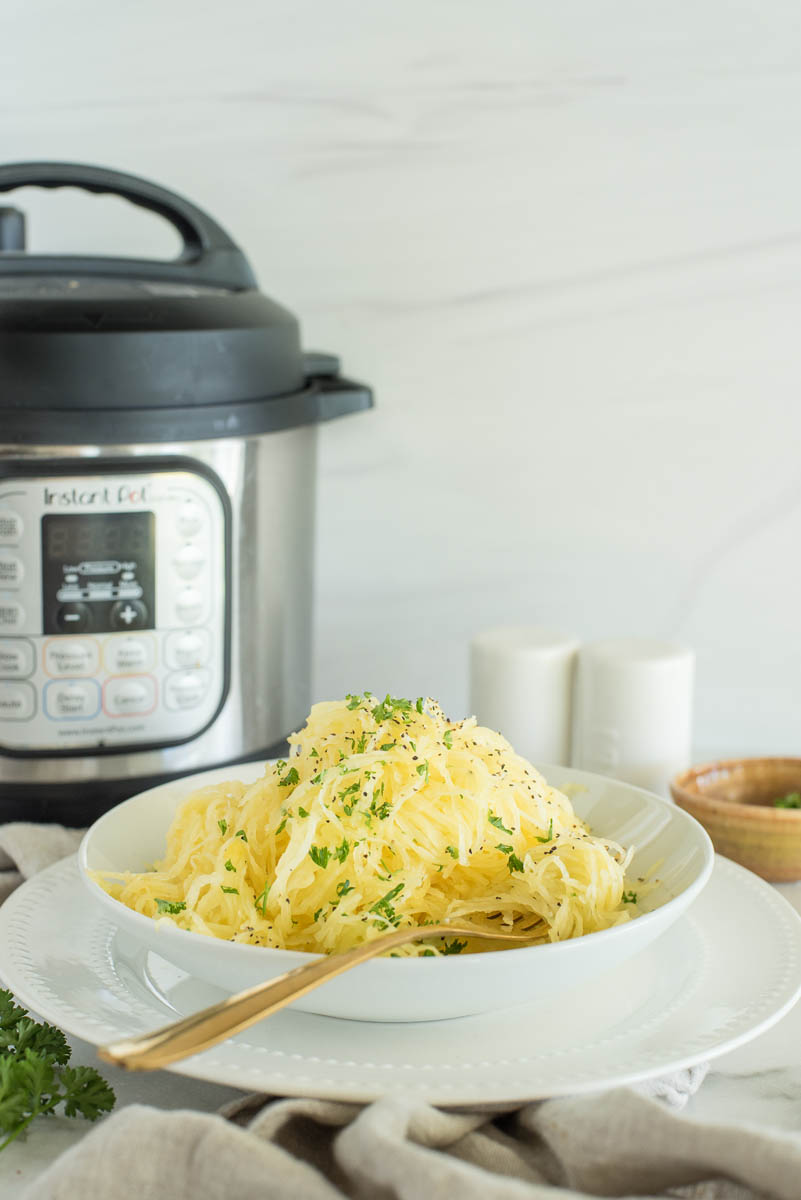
110 599 147 631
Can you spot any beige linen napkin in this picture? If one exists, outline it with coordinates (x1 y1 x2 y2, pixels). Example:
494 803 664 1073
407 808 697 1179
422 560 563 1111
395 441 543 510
0 822 83 904
19 1084 801 1200
1 825 795 1199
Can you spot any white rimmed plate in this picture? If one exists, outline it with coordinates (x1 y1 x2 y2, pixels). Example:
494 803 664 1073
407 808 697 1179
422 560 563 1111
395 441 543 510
1 854 800 1103
77 761 714 1021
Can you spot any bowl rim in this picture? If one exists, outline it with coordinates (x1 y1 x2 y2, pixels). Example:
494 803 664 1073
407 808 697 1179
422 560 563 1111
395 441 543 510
671 756 801 822
78 761 715 971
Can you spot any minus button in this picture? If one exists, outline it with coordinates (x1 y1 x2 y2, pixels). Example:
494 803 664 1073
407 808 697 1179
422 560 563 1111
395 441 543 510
56 603 91 633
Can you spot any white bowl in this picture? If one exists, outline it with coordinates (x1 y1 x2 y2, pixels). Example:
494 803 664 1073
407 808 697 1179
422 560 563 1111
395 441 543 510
79 762 714 1022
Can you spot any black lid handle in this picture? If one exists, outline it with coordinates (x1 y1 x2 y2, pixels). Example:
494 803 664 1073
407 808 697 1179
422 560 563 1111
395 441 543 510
0 161 257 290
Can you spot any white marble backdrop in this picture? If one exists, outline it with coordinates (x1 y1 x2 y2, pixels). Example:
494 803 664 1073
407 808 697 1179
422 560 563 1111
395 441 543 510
2 1 801 754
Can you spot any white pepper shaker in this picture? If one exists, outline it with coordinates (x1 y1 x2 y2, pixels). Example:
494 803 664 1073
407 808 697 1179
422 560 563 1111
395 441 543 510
573 638 695 796
469 627 580 765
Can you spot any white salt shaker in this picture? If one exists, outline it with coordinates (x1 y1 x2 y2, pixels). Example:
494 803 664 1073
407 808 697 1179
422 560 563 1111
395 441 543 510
572 638 695 796
469 627 580 765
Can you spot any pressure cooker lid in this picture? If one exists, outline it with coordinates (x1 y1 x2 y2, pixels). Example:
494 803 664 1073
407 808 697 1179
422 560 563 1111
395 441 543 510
0 163 372 443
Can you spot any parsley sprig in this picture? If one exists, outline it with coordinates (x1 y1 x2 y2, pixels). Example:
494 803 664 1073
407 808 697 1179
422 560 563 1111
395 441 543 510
309 845 331 868
441 938 467 955
775 792 801 809
369 882 405 926
496 843 525 873
0 990 115 1152
371 695 413 723
536 818 554 844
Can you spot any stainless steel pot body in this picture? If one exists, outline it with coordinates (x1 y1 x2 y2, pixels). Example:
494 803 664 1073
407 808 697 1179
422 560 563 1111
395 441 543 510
0 427 316 795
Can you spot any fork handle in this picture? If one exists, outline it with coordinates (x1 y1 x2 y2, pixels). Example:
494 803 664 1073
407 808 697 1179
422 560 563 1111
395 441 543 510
97 923 499 1070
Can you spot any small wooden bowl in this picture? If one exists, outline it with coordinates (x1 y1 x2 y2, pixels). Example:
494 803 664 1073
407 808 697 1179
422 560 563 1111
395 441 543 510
671 757 801 881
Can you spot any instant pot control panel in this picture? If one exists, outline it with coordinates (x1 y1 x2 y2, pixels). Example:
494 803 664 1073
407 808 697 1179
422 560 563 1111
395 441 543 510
0 464 230 755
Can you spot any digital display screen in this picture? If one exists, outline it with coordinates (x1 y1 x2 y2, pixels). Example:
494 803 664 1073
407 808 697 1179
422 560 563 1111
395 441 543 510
43 512 153 563
41 512 156 635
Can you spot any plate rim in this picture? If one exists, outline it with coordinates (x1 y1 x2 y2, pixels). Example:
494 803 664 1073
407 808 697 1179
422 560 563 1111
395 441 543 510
2 853 800 1104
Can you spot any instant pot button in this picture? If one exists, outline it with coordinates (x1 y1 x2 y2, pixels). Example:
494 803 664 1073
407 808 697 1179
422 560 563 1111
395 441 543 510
104 634 155 673
176 500 203 538
0 510 23 545
164 669 210 711
0 639 35 679
165 628 211 669
0 597 26 632
44 639 99 677
173 543 205 580
0 555 23 588
0 681 35 721
103 675 156 717
56 602 90 633
44 680 101 721
174 587 203 625
110 600 148 630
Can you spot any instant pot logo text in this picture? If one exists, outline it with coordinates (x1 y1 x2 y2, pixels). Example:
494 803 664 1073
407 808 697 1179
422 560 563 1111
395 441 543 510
43 483 151 507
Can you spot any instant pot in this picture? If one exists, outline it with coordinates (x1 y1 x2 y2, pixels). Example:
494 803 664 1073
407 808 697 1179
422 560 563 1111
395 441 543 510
0 162 372 824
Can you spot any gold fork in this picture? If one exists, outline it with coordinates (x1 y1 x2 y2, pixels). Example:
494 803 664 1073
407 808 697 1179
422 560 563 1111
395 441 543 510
98 922 537 1071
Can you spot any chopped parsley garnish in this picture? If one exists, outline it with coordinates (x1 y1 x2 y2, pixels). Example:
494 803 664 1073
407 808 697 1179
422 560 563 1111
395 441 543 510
415 760 429 783
445 845 459 859
443 729 453 749
496 843 524 873
488 811 512 834
314 908 323 922
622 890 638 904
279 767 300 788
155 898 186 915
371 695 413 723
235 829 248 842
255 883 270 916
346 694 362 710
775 792 801 808
441 938 467 955
309 845 331 868
0 990 115 1152
298 806 309 818
379 742 396 751
220 885 239 895
276 816 288 835
274 759 287 773
217 819 227 836
355 733 367 754
369 781 392 820
311 770 327 785
415 697 424 713
224 859 236 872
343 803 354 816
340 781 360 798
310 746 320 758
536 818 554 843
335 837 350 863
369 882 405 925
336 879 353 897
